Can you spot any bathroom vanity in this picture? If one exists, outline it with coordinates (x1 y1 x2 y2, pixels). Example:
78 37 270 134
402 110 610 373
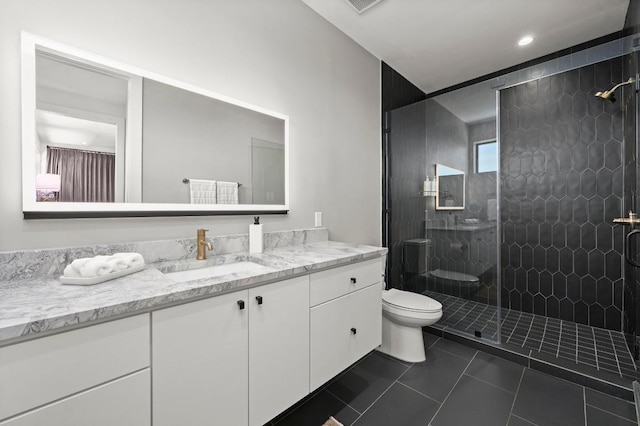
0 229 386 426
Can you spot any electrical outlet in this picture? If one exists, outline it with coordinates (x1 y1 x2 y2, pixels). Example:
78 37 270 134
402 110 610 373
314 212 323 227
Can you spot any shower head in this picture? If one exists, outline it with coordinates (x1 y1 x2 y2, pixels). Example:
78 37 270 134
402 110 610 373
594 78 635 103
594 90 616 103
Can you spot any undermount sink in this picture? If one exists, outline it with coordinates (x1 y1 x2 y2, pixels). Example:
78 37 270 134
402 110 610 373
164 261 272 282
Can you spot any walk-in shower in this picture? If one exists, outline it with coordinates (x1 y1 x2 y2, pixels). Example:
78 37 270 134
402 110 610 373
383 47 640 395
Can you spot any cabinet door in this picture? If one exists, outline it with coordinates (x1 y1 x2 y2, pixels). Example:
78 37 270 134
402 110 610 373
152 291 249 426
310 283 381 391
248 276 310 426
348 283 382 362
0 370 150 426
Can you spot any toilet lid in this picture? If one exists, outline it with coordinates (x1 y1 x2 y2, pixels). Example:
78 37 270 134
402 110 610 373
382 289 442 313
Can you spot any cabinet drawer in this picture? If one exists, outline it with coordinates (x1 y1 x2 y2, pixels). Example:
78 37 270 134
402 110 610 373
310 257 383 306
310 283 381 391
0 369 150 426
0 314 150 421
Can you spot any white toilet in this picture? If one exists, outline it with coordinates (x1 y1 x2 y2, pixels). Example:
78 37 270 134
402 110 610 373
378 283 443 363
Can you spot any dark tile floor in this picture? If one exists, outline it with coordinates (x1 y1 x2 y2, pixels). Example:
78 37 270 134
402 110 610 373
269 335 637 426
426 291 638 381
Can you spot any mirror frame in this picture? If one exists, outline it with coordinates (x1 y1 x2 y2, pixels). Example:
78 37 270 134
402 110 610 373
435 164 465 211
21 32 289 218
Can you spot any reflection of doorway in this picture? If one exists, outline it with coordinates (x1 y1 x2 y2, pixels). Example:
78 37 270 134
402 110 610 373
250 138 285 204
35 108 124 202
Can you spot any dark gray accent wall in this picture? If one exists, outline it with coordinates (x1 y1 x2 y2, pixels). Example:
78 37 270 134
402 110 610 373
382 62 427 113
500 57 626 331
387 101 427 288
426 100 469 176
469 120 497 143
624 0 640 34
382 62 427 281
623 51 638 348
468 119 498 223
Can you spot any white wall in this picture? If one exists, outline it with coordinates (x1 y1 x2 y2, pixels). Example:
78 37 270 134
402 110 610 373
0 0 381 250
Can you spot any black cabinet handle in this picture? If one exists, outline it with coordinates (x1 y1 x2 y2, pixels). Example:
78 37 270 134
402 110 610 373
350 277 357 284
256 296 263 305
237 300 245 310
351 327 357 335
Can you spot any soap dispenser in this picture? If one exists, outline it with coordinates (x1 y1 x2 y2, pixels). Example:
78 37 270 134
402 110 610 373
250 216 263 254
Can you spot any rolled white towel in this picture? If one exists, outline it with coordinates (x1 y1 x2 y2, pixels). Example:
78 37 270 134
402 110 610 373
94 255 113 261
69 257 92 272
113 252 145 268
106 257 129 271
79 259 113 277
63 264 81 277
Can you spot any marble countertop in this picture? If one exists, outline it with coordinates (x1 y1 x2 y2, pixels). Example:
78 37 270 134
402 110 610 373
0 241 387 344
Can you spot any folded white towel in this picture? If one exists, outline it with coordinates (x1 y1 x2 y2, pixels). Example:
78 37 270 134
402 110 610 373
79 259 113 277
189 179 217 204
113 252 145 268
216 181 238 204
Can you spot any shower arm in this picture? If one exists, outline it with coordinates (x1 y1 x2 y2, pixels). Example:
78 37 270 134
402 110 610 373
604 78 636 95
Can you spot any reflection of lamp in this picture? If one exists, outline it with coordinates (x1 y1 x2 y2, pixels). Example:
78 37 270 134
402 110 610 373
36 173 61 202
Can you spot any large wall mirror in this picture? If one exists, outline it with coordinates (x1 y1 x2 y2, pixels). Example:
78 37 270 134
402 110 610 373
435 164 465 210
21 32 289 218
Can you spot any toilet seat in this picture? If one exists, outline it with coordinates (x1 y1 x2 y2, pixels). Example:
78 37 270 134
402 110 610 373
382 289 442 313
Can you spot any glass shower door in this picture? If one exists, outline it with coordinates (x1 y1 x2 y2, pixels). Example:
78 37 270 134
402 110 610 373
385 79 501 343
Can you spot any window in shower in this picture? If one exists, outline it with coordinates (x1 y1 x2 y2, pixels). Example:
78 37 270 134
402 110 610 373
474 140 497 173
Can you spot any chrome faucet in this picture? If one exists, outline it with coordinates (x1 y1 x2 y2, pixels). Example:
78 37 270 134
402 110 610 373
196 229 213 260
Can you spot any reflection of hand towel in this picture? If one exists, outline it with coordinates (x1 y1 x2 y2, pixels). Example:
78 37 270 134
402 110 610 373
217 181 238 204
79 259 113 277
189 179 217 204
113 252 145 268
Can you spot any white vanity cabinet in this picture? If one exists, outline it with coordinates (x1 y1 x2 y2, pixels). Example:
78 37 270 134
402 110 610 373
151 275 310 426
0 314 150 426
248 277 310 426
152 290 250 426
309 258 383 391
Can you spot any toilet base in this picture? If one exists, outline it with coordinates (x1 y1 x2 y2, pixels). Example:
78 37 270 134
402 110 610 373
377 315 427 363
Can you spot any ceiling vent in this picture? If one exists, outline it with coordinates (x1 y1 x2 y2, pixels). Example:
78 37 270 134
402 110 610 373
345 0 384 14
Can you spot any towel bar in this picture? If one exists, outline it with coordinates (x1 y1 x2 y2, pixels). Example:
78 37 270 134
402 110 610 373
183 178 241 186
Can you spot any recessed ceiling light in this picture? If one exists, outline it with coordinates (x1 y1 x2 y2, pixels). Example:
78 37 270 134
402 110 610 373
518 36 534 47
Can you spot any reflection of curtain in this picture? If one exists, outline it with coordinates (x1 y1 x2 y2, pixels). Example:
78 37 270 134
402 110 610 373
46 146 115 202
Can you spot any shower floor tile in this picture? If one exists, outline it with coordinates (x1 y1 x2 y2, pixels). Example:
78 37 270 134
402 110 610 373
424 291 638 382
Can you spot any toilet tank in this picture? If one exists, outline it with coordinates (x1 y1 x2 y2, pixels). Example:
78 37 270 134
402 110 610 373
403 239 429 274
